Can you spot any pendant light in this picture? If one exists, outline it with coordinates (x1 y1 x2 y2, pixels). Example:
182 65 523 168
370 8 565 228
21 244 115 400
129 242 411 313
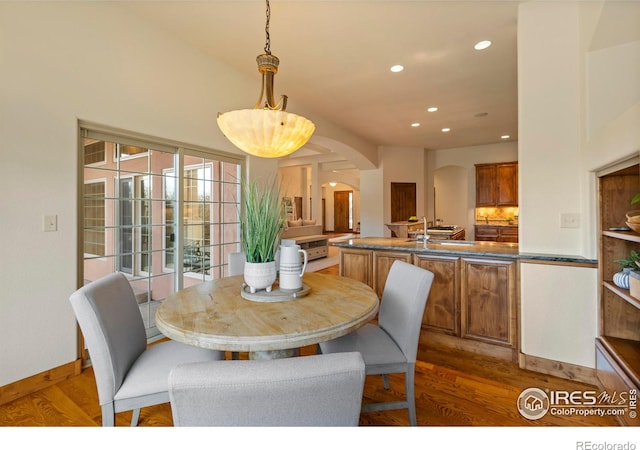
217 0 315 158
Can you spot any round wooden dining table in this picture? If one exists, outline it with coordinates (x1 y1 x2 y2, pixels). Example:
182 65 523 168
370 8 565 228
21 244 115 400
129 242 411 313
155 272 379 359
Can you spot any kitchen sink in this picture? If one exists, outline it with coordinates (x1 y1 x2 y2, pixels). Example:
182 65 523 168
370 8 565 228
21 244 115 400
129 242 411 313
428 226 457 231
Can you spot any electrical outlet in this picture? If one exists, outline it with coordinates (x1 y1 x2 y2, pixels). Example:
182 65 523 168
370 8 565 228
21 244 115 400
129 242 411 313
560 213 580 229
43 214 57 232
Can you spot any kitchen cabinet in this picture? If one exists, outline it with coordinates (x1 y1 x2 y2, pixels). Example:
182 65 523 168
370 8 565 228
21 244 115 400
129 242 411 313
339 248 372 287
596 159 640 426
475 225 518 243
413 254 460 335
498 226 518 243
372 251 413 299
340 247 518 360
475 225 499 241
475 162 518 207
461 257 517 347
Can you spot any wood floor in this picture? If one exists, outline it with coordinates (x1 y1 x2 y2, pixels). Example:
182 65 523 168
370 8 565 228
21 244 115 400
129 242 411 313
0 263 620 427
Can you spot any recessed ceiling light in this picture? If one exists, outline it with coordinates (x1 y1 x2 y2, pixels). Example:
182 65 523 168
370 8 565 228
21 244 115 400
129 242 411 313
427 107 438 112
390 65 404 73
411 123 420 127
441 128 451 133
474 40 492 50
501 135 510 139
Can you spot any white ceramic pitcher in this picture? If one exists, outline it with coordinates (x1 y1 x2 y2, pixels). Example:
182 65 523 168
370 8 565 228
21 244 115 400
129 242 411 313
278 243 308 292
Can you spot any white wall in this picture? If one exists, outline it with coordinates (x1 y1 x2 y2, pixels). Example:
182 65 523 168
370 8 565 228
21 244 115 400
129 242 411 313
427 141 518 239
1 2 252 385
434 166 468 232
517 0 640 368
379 146 427 237
0 2 364 386
518 1 584 257
359 164 385 237
520 263 597 368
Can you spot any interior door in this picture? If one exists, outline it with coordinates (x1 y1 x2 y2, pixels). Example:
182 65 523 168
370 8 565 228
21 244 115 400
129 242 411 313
390 182 416 222
334 190 352 232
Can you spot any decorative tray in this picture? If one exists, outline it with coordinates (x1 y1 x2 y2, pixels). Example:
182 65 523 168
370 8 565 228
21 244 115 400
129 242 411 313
240 283 311 303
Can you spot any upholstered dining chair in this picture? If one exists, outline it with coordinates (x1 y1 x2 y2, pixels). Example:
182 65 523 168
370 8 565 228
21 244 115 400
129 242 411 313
319 260 434 426
228 251 245 277
69 272 223 426
168 352 366 426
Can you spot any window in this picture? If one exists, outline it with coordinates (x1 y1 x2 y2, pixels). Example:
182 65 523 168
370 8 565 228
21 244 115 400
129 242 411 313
84 140 105 165
80 124 243 339
83 180 105 256
164 156 242 285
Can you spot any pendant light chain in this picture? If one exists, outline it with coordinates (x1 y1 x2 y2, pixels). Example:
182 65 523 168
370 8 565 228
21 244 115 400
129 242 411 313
264 0 271 55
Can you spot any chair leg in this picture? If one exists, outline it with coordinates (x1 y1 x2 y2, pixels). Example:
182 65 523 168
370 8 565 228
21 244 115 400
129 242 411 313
101 404 115 427
130 408 141 426
405 368 416 426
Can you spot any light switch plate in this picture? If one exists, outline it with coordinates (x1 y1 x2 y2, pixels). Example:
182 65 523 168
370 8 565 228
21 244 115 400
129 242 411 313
44 214 57 232
560 213 580 229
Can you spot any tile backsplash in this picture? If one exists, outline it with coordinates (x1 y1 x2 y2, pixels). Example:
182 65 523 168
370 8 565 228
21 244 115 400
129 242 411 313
475 206 519 225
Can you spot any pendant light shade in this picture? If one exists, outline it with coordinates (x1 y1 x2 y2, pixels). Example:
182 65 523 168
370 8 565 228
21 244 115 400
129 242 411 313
217 1 315 158
217 109 315 159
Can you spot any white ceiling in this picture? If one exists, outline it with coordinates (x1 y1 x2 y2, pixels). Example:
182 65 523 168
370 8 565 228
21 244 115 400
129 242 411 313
121 1 521 166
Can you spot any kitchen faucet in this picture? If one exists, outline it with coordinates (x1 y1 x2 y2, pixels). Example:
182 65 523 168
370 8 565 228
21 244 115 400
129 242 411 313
422 216 429 242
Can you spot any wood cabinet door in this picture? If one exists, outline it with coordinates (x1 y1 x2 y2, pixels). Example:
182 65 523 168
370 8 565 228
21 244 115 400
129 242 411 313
498 226 519 243
414 254 460 335
461 258 516 347
496 163 518 206
339 248 373 288
475 225 499 241
475 164 497 206
373 251 413 299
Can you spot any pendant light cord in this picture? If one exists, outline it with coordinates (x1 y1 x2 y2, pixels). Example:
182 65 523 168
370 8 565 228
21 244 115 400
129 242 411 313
264 0 271 55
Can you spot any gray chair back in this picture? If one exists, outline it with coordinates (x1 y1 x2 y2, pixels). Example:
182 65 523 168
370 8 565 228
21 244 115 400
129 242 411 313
169 352 366 426
378 260 434 364
69 273 147 406
228 251 245 276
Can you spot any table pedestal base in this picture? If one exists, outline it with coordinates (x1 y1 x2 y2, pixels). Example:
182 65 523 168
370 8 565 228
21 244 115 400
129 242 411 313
249 348 300 360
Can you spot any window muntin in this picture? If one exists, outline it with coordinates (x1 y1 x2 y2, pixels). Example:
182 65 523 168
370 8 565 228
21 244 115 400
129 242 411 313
83 180 105 256
80 127 242 339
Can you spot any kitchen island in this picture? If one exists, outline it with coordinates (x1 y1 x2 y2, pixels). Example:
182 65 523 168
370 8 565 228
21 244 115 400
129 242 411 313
334 237 595 362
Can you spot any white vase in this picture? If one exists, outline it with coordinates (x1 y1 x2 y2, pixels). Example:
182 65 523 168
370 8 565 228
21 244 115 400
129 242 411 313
613 267 632 289
244 261 277 293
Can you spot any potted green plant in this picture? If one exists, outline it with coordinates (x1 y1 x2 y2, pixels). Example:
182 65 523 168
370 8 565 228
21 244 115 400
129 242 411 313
613 250 640 290
240 177 286 293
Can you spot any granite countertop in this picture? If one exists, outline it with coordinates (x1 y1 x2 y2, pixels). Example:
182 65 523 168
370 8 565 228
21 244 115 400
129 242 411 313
475 223 518 227
333 237 596 264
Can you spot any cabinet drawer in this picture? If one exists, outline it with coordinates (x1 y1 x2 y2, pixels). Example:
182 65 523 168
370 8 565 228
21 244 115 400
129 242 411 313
475 226 499 241
498 226 519 243
306 246 328 260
